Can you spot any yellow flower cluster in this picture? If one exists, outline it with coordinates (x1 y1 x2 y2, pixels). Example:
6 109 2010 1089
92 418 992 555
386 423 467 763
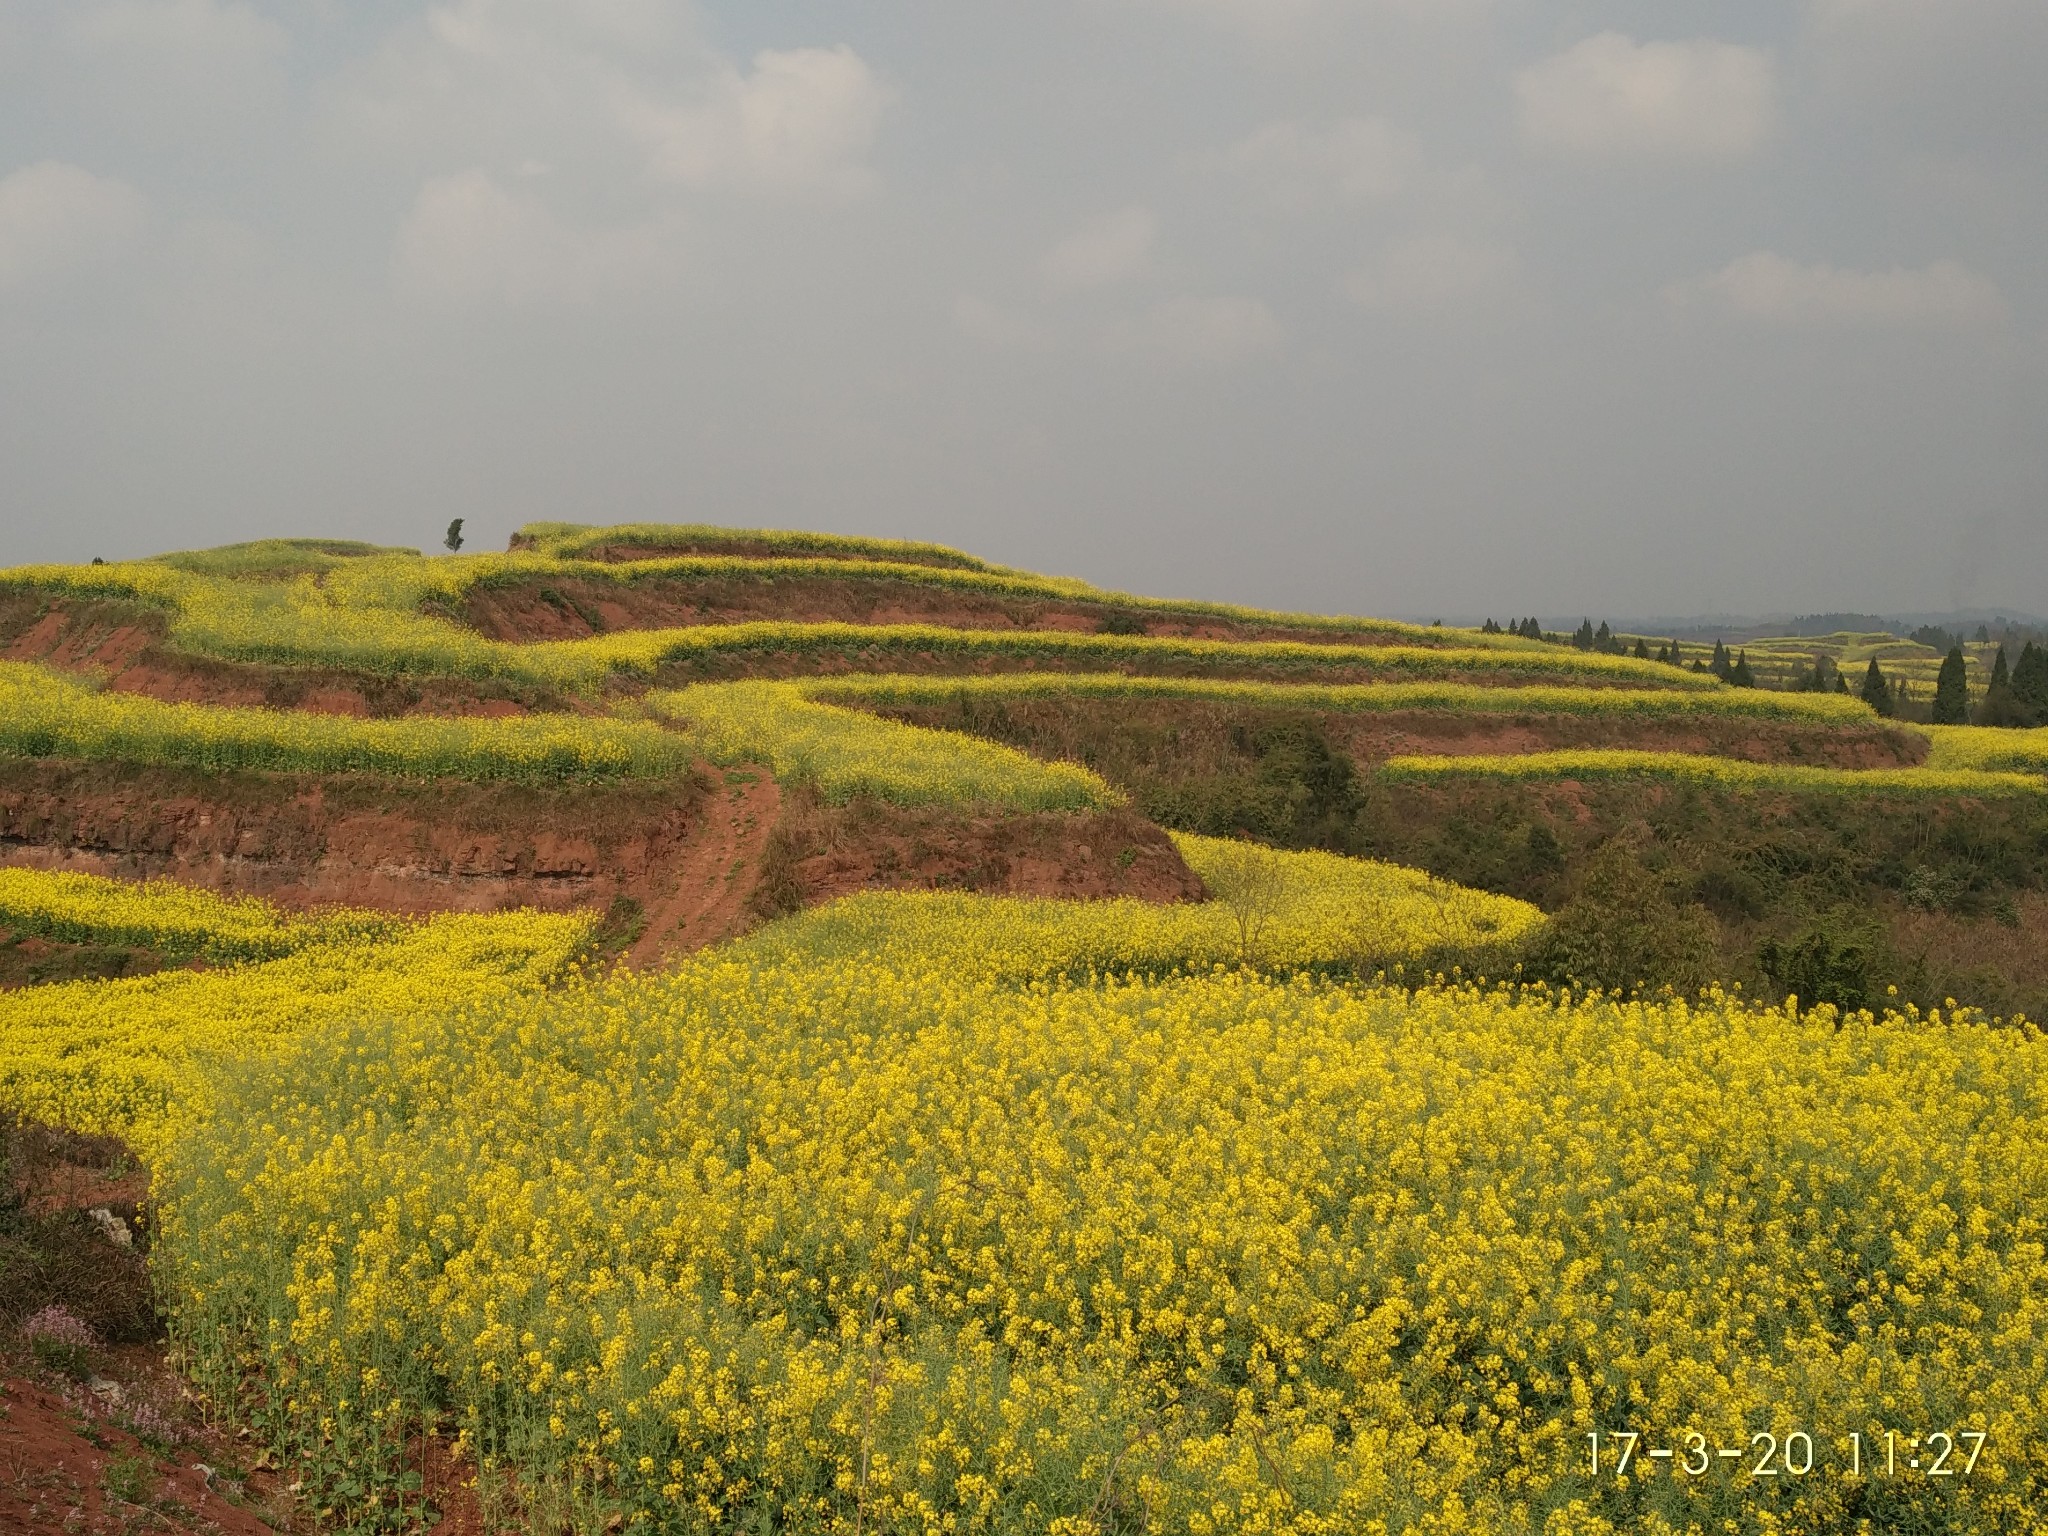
0 867 398 962
1924 725 2048 776
0 660 689 784
642 681 1118 809
1380 747 2044 797
0 899 595 1163
736 831 1544 980
804 671 1875 723
160 959 2048 1533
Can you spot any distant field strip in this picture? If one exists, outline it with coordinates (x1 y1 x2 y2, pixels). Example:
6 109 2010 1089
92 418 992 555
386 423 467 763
644 681 1116 809
515 520 1006 571
1381 748 2043 796
1925 725 2048 776
0 661 690 783
803 671 1874 721
738 830 1546 981
0 868 398 962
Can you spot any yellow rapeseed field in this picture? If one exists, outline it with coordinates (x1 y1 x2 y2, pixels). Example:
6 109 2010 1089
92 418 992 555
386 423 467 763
162 959 2048 1534
0 897 596 1163
0 660 689 783
643 682 1117 810
1924 725 2048 776
0 866 399 961
734 832 1545 980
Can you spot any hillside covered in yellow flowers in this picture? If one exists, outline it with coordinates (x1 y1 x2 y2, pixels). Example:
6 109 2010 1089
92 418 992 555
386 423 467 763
4 526 2048 1534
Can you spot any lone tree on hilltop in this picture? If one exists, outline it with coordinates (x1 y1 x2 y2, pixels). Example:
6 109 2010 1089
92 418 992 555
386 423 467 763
1859 658 1894 717
1932 646 1971 725
444 518 465 553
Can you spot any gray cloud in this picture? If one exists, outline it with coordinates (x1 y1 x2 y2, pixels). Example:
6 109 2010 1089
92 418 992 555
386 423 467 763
0 0 2042 620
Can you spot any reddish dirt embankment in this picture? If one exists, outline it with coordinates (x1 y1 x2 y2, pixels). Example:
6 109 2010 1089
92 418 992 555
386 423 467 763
0 758 1208 966
757 794 1205 912
459 574 1430 649
0 758 718 918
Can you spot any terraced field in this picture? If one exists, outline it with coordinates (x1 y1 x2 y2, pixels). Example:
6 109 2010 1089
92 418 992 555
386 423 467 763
4 525 2047 1535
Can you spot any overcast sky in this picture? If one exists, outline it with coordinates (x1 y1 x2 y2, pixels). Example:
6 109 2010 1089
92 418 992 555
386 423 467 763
2 1 2044 618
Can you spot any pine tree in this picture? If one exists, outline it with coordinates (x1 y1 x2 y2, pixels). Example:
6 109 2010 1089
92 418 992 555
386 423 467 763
1593 621 1613 652
1481 618 1502 635
1573 619 1596 651
1834 672 1849 695
1932 646 1971 725
1710 640 1731 681
2012 641 2048 725
1633 637 1650 661
1729 650 1756 688
1859 658 1894 718
1975 646 2029 727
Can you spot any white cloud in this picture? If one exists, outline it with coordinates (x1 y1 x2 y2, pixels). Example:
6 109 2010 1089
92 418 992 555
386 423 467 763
392 170 672 306
330 8 883 202
1668 251 2006 327
1344 234 1519 318
625 46 887 198
1112 295 1282 365
0 161 146 288
1042 206 1156 289
1516 33 1774 164
1224 117 1419 209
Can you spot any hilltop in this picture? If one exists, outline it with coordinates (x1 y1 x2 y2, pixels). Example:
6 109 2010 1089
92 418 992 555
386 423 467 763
0 520 2042 1012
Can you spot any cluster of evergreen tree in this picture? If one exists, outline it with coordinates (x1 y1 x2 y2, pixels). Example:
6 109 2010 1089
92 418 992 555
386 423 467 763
1706 639 1757 688
1787 654 1851 694
1568 618 1632 655
1481 617 1550 641
1969 642 2048 727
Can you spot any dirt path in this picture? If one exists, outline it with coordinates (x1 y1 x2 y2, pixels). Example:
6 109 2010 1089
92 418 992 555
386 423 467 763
626 768 780 966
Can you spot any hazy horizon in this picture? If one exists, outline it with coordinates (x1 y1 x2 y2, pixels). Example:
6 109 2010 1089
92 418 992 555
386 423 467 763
3 1 2043 618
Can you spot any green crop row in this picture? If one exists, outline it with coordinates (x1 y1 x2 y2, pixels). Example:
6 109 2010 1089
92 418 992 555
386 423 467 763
642 681 1116 810
0 661 690 784
798 671 1876 722
1378 748 2042 796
